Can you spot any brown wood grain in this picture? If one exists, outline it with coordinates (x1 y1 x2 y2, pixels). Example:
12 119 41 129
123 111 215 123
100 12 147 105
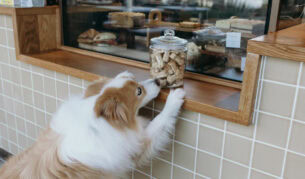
238 53 261 125
16 15 40 54
37 14 57 51
0 6 14 15
248 23 305 62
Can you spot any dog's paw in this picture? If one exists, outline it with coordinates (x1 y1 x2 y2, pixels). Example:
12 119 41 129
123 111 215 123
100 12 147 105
163 88 185 116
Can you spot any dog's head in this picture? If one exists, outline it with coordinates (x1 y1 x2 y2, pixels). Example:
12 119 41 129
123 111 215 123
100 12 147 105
85 71 160 130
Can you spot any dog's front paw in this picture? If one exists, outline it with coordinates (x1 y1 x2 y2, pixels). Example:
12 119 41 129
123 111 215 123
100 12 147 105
163 88 186 117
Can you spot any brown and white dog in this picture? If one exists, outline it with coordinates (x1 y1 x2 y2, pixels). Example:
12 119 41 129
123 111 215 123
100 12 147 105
0 71 185 179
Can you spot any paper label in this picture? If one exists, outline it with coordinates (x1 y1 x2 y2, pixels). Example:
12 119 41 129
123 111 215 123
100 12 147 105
226 32 241 48
241 57 246 71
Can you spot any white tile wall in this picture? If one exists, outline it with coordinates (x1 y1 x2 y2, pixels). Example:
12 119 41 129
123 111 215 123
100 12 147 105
1 14 305 179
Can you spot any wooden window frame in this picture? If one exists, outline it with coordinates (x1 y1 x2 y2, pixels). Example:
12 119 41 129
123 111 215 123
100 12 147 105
1 5 267 125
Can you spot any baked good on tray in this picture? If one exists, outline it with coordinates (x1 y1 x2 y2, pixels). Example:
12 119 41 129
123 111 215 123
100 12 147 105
93 32 117 45
109 12 145 28
77 29 100 44
179 21 201 28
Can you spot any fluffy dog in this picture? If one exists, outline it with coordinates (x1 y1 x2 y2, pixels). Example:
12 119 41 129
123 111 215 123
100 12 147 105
0 71 185 178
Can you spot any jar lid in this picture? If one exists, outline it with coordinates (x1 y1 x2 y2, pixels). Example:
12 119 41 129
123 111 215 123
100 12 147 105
151 29 187 50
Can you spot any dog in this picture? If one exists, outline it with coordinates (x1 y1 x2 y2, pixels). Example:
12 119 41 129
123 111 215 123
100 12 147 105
0 71 185 178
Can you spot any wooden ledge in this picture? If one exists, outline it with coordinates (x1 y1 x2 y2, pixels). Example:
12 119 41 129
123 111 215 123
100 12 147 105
0 6 15 15
248 23 305 62
19 50 241 122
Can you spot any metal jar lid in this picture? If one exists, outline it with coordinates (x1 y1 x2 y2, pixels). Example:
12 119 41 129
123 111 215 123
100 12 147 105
150 29 187 50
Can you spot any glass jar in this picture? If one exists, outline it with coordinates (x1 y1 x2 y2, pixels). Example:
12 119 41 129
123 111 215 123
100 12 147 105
150 29 187 88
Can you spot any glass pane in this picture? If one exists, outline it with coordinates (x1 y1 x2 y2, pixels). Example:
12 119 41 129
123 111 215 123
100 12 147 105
61 0 270 82
278 0 305 30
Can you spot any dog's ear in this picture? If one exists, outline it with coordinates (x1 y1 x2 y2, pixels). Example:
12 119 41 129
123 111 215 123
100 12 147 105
94 93 129 128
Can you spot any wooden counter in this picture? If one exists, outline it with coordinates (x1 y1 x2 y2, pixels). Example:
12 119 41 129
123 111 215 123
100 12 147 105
248 23 305 62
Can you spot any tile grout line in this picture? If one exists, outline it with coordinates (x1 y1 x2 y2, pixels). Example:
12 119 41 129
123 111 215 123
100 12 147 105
247 56 266 179
192 113 200 179
218 120 227 179
280 61 303 178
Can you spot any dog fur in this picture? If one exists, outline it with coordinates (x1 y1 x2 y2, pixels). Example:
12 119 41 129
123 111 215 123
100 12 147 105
0 71 185 179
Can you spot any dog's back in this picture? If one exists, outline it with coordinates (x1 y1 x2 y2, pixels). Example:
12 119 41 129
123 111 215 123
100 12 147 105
0 129 111 179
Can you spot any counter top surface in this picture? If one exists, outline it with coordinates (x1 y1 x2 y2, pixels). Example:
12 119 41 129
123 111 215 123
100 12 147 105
248 23 305 61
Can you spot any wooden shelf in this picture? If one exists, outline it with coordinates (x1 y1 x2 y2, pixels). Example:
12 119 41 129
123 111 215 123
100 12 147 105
19 50 241 121
248 23 305 62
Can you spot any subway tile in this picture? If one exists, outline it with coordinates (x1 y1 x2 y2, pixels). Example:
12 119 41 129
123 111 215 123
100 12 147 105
1 64 11 81
46 113 52 124
32 74 43 92
35 109 46 128
200 114 225 129
173 166 193 179
175 119 197 147
16 116 26 133
56 72 68 82
69 85 83 96
0 123 8 138
43 69 55 78
45 96 57 114
26 137 35 148
32 66 44 74
9 142 18 155
174 142 195 171
3 96 14 113
198 125 223 155
252 143 284 176
8 128 17 143
0 109 5 124
221 160 248 179
2 80 12 97
284 152 305 179
300 64 305 87
0 29 7 45
196 151 220 178
25 121 37 139
24 105 35 122
159 141 173 162
20 62 31 70
0 95 3 109
294 89 305 121
33 92 45 110
44 77 56 97
5 16 13 29
22 88 33 105
1 139 9 151
134 171 149 179
17 132 27 149
6 113 15 128
14 101 24 118
260 82 295 117
7 30 15 48
289 121 305 154
21 70 32 88
12 84 22 101
8 48 18 67
69 76 83 86
0 46 9 63
264 57 300 85
224 134 252 165
256 113 290 147
10 67 20 84
0 15 5 27
56 81 69 100
152 158 171 179
179 109 198 122
251 170 276 179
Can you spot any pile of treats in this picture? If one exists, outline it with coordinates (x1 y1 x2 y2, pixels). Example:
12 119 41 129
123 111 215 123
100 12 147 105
150 49 185 87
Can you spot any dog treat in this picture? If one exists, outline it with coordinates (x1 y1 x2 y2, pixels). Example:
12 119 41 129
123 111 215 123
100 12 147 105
150 48 186 88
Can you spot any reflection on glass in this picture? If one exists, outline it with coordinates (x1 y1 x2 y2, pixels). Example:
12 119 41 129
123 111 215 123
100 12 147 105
278 0 305 30
61 0 270 82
